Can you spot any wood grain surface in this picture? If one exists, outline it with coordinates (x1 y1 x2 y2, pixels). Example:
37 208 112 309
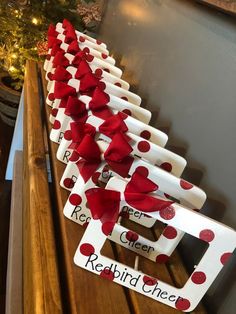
23 61 63 313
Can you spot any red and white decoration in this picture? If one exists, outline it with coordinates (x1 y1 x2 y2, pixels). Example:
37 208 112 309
44 19 236 312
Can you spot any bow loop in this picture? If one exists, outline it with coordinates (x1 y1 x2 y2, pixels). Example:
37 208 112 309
54 81 76 99
75 60 92 79
76 134 101 162
52 51 70 68
52 66 72 81
125 172 158 194
79 72 99 94
72 51 87 66
47 24 58 38
86 188 120 222
48 36 61 49
104 133 132 162
65 96 86 117
85 171 173 229
50 43 63 57
64 26 77 44
88 88 112 119
67 40 80 55
99 114 128 138
70 121 96 147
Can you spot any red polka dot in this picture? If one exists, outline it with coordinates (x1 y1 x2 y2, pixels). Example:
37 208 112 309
175 298 191 311
115 82 122 87
83 47 90 53
95 68 103 77
140 130 151 140
79 36 85 42
199 229 215 242
47 72 54 80
100 269 114 281
160 162 172 173
86 54 94 62
156 254 169 263
191 271 206 284
121 96 128 101
135 166 149 177
69 150 80 162
122 109 132 116
180 179 193 190
46 54 51 60
98 81 106 91
220 252 232 265
102 222 115 236
143 276 157 286
53 120 61 130
80 243 95 256
126 231 139 242
160 206 175 220
163 226 177 239
64 130 72 141
102 53 108 59
63 178 75 189
92 172 101 184
48 93 55 101
51 108 58 117
137 141 151 153
96 39 102 45
69 193 82 206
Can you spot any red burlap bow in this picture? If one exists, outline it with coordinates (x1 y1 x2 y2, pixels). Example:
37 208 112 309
74 132 134 182
85 171 173 232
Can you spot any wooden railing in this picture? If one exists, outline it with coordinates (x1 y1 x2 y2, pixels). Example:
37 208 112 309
23 61 63 313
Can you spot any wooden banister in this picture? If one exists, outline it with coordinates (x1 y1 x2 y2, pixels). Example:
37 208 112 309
23 61 63 313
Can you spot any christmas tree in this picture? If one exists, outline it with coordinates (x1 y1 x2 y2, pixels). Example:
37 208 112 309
0 0 93 90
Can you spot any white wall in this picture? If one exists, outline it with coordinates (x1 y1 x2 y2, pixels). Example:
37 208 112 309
100 1 236 313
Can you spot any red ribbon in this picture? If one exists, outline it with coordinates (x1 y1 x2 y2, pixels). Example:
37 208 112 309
65 89 111 121
63 19 72 29
52 51 70 68
54 72 99 100
47 24 58 38
48 36 62 49
67 40 80 55
69 121 96 150
85 171 173 229
52 66 72 81
54 81 77 100
64 96 88 122
98 113 128 139
74 132 134 182
64 25 77 44
50 42 63 57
